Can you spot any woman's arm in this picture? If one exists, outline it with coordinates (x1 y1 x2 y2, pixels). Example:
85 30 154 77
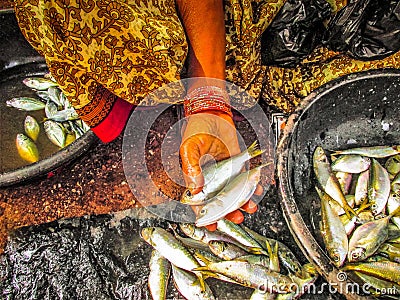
176 0 226 87
177 0 260 230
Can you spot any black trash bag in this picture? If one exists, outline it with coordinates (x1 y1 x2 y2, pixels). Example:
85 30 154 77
323 0 400 60
261 0 332 67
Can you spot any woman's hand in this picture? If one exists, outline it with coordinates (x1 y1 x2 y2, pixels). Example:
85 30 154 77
180 110 261 231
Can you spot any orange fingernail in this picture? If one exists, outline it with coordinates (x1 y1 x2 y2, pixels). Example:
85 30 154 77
226 210 244 224
205 224 217 231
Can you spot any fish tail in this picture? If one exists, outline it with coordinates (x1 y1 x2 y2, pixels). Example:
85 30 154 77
247 246 269 256
193 266 209 272
246 141 265 159
193 269 220 281
265 240 273 256
194 251 212 265
193 272 206 291
344 204 357 219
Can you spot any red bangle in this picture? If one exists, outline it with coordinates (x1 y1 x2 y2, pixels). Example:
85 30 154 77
184 86 232 117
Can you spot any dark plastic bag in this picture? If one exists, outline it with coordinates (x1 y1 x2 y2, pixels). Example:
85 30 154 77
261 0 332 67
323 0 400 60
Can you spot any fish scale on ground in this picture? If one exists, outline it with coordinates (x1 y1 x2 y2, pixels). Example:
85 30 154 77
314 145 400 297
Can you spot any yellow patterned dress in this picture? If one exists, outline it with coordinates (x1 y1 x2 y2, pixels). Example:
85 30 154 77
13 0 400 140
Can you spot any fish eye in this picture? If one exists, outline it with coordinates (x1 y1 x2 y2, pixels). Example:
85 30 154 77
351 249 364 260
200 208 206 215
185 190 192 197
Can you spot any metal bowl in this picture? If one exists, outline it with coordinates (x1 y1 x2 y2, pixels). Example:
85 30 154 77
276 69 400 299
0 10 98 187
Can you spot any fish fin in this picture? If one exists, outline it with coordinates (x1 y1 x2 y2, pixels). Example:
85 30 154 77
344 204 357 219
194 272 206 292
194 270 215 277
316 186 356 219
265 240 280 272
265 240 273 256
357 201 372 215
194 251 212 265
193 266 209 272
246 246 268 256
247 141 265 159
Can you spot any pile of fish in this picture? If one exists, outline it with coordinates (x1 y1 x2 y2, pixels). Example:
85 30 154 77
141 220 318 299
314 145 400 297
6 75 89 163
180 141 272 227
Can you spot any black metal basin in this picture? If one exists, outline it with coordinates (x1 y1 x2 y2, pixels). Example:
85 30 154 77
0 10 98 187
277 69 400 299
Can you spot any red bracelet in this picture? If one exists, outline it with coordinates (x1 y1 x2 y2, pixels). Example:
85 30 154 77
184 86 232 117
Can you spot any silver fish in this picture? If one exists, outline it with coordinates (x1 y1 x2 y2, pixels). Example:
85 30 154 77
181 141 265 205
195 164 265 227
47 86 63 107
313 146 356 218
141 227 204 288
355 170 369 206
276 263 319 300
387 192 400 229
335 171 353 196
340 203 373 236
368 158 391 215
36 90 52 102
318 187 348 267
392 173 400 194
6 97 45 111
387 223 400 241
208 240 248 260
24 115 40 142
46 108 79 122
179 223 241 246
385 154 400 178
22 76 58 90
354 271 400 295
331 155 371 173
332 145 400 158
234 254 271 269
343 260 400 285
62 92 73 109
16 133 39 163
45 100 58 119
216 219 266 254
68 120 84 138
44 120 66 148
188 248 222 266
378 243 400 263
194 260 294 293
171 265 215 300
242 226 302 276
348 206 400 262
148 250 170 300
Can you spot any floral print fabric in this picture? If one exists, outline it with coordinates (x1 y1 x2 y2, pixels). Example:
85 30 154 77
14 0 400 127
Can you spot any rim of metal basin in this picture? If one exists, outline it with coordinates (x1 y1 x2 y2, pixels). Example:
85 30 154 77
0 130 98 187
